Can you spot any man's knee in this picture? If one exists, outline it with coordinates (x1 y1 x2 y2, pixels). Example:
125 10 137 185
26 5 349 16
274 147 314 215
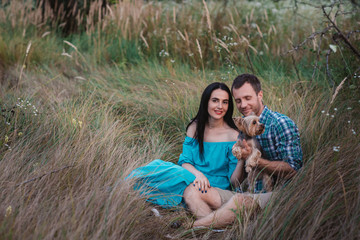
231 194 258 210
232 194 246 203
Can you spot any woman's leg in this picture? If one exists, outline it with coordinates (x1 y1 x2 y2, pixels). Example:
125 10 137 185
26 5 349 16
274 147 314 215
193 193 258 228
183 184 222 218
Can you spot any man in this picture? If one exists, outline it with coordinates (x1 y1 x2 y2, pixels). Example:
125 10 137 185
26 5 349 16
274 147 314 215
183 74 303 228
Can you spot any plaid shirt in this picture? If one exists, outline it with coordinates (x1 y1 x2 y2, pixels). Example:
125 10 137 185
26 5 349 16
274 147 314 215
253 106 303 193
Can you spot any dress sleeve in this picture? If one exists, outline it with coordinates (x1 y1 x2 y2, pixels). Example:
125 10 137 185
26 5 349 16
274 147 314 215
274 117 303 171
177 137 196 166
227 145 238 180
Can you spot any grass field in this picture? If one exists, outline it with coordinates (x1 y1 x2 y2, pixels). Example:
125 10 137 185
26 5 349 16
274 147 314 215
0 0 359 239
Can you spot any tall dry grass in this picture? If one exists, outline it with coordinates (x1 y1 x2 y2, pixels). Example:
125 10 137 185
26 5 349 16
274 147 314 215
0 0 359 239
1 0 358 74
0 90 187 239
1 58 358 239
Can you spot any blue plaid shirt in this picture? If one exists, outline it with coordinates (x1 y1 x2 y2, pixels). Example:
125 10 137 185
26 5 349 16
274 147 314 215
253 106 303 193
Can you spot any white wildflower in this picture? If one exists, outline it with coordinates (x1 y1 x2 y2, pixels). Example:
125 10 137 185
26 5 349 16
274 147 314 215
159 50 169 57
333 146 340 152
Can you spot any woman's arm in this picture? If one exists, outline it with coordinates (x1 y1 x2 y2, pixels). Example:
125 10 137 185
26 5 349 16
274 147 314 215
230 159 246 189
182 163 210 193
181 122 211 192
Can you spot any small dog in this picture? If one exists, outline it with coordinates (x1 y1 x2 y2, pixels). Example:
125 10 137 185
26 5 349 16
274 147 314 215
232 113 273 192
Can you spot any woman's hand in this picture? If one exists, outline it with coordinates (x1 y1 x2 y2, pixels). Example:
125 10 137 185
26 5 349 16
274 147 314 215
193 172 210 193
181 163 211 193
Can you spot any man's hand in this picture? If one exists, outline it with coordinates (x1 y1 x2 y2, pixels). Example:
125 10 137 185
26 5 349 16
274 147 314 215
240 139 252 160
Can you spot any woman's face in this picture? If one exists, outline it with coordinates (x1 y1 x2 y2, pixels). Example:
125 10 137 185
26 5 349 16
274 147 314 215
207 89 229 121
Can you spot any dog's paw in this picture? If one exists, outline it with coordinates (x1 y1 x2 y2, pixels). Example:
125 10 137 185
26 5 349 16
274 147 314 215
247 157 257 168
249 150 261 166
245 166 252 173
232 146 242 159
245 161 252 173
255 150 261 159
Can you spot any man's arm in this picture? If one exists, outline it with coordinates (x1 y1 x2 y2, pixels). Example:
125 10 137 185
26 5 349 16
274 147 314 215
240 139 298 180
257 158 296 179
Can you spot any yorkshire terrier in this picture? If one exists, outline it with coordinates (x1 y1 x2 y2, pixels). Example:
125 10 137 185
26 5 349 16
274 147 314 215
232 113 273 192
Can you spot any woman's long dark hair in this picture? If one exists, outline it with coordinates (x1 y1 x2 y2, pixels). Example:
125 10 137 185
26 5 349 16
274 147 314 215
186 82 238 158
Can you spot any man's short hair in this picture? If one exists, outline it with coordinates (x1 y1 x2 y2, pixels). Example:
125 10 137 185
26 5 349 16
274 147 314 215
231 74 262 94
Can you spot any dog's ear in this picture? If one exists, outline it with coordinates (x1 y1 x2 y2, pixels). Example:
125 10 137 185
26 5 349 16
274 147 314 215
233 117 245 132
249 112 256 116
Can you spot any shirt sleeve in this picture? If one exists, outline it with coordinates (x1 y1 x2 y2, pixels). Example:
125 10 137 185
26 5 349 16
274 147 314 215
274 117 303 171
177 138 195 166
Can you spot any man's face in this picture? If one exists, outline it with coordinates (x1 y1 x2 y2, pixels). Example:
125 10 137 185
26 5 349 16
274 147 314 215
232 82 264 117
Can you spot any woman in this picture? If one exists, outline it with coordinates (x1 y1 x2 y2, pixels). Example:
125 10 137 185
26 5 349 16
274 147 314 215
127 82 242 208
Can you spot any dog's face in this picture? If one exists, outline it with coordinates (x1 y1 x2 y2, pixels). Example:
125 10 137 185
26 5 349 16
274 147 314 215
233 113 265 136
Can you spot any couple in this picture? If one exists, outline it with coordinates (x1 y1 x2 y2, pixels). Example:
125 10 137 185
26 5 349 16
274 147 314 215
128 73 303 228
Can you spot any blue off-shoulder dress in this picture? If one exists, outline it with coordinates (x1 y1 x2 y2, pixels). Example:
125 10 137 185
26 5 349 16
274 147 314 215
126 136 237 208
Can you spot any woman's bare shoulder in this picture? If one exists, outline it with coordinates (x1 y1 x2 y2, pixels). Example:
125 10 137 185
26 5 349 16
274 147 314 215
226 127 239 141
186 121 197 138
